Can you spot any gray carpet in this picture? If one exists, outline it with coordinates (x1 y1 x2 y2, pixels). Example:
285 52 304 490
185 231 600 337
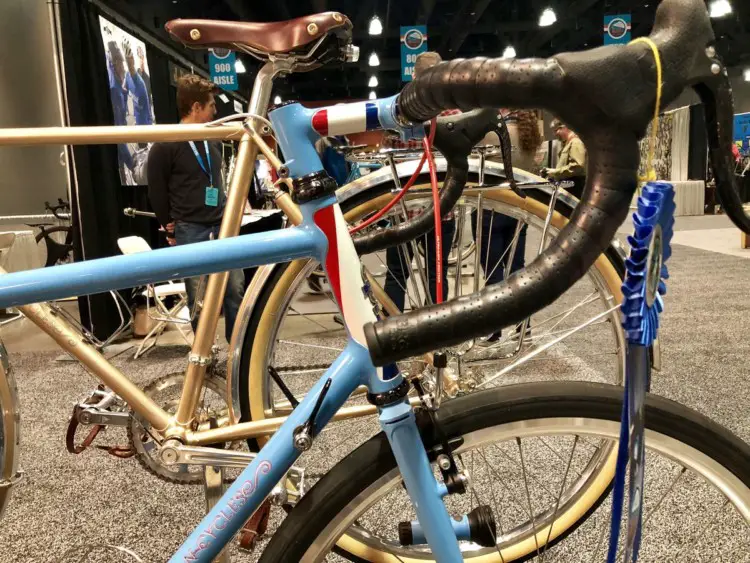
0 243 748 562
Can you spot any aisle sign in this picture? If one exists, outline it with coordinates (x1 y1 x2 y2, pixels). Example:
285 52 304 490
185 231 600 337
604 14 632 45
735 113 750 152
401 25 428 82
209 48 238 91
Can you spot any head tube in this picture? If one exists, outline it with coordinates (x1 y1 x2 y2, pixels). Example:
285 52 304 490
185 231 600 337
269 95 425 179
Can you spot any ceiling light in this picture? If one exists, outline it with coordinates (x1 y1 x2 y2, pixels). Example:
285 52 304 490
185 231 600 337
273 95 282 105
539 8 557 27
744 68 750 82
368 76 379 87
235 59 246 73
368 52 380 67
502 46 517 59
709 0 732 18
368 16 383 36
369 91 377 100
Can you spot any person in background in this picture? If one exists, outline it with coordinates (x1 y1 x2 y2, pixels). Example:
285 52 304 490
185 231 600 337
541 118 587 199
504 110 543 174
106 41 135 182
147 75 245 343
136 45 152 104
124 41 153 127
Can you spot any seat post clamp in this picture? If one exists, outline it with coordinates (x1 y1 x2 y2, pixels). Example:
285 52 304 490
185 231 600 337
188 354 212 366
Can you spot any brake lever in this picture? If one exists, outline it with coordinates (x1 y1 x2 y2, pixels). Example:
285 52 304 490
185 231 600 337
693 70 750 235
493 115 525 199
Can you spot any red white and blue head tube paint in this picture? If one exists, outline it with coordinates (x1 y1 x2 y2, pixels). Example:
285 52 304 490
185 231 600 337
268 94 421 178
312 101 382 136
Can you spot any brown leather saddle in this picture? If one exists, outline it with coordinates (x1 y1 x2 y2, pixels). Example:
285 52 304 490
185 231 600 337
166 11 352 56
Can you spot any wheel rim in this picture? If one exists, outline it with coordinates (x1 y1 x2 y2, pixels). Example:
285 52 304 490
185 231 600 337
250 188 625 422
299 418 750 562
244 187 626 555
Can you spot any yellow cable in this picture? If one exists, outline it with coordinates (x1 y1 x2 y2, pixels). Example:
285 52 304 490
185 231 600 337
630 37 663 183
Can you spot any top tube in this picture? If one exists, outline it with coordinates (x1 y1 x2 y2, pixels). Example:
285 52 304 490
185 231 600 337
268 95 423 179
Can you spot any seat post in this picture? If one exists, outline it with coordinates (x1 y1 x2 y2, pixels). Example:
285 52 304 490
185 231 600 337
247 61 278 120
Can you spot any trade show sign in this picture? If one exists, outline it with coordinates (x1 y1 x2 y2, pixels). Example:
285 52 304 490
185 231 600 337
735 113 750 152
209 48 238 91
401 25 428 82
604 14 632 45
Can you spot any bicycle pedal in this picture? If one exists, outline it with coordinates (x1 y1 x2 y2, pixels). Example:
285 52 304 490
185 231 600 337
237 498 272 552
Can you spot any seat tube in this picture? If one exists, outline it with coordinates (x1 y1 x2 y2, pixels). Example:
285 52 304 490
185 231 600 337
175 63 275 426
379 400 463 562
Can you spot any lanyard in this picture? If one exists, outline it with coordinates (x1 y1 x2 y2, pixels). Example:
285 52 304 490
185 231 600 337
189 141 212 181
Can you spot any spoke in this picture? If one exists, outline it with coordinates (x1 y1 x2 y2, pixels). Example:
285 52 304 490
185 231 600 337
277 340 344 353
517 437 542 557
489 443 559 500
639 467 687 533
470 319 613 359
712 535 750 562
469 293 607 357
670 498 729 560
483 210 495 279
374 247 421 312
544 290 603 336
287 306 334 332
540 435 579 562
460 452 508 563
468 351 618 369
485 216 525 282
536 436 572 466
476 449 533 515
453 205 467 299
478 305 620 389
590 513 611 563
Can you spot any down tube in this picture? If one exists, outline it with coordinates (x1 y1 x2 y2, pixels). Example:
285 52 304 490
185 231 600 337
0 226 318 309
170 342 370 563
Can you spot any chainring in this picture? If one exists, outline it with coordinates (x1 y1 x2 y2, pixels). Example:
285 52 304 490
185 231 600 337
127 372 240 485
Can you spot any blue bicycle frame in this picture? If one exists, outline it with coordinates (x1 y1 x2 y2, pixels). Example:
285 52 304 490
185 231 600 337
0 95 466 562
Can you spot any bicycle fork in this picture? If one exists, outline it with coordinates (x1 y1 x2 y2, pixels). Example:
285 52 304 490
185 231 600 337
379 400 466 562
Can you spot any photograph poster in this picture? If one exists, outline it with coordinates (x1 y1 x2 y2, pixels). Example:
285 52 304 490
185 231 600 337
99 16 156 185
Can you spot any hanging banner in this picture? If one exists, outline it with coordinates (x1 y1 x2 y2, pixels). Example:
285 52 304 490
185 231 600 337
209 48 238 91
604 14 632 45
735 113 750 152
400 25 428 82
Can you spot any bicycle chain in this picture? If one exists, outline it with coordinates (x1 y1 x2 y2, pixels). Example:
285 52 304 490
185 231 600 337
127 372 242 486
275 363 331 373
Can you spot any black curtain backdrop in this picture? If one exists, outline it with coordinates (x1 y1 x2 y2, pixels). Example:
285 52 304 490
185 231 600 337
59 0 127 340
58 0 193 340
58 0 273 340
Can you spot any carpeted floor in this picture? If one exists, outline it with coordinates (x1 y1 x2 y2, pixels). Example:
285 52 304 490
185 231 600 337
0 243 749 562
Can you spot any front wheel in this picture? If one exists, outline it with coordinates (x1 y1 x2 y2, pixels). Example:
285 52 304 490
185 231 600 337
260 382 750 562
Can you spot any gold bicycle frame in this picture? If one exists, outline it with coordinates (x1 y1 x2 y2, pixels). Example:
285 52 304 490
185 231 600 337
0 60 392 445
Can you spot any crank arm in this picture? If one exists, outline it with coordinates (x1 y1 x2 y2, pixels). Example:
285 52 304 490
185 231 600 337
77 408 130 426
161 443 305 502
160 443 304 483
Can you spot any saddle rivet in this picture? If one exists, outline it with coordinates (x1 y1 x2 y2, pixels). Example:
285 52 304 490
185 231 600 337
189 29 201 41
307 23 319 35
332 13 343 23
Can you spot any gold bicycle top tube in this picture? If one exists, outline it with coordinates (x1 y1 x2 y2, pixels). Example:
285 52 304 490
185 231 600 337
0 63 278 149
0 123 245 147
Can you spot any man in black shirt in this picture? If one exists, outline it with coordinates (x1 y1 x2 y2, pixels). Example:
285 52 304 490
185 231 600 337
147 75 244 342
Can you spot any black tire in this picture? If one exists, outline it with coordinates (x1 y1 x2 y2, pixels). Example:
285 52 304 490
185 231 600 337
259 382 750 562
237 178 627 441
